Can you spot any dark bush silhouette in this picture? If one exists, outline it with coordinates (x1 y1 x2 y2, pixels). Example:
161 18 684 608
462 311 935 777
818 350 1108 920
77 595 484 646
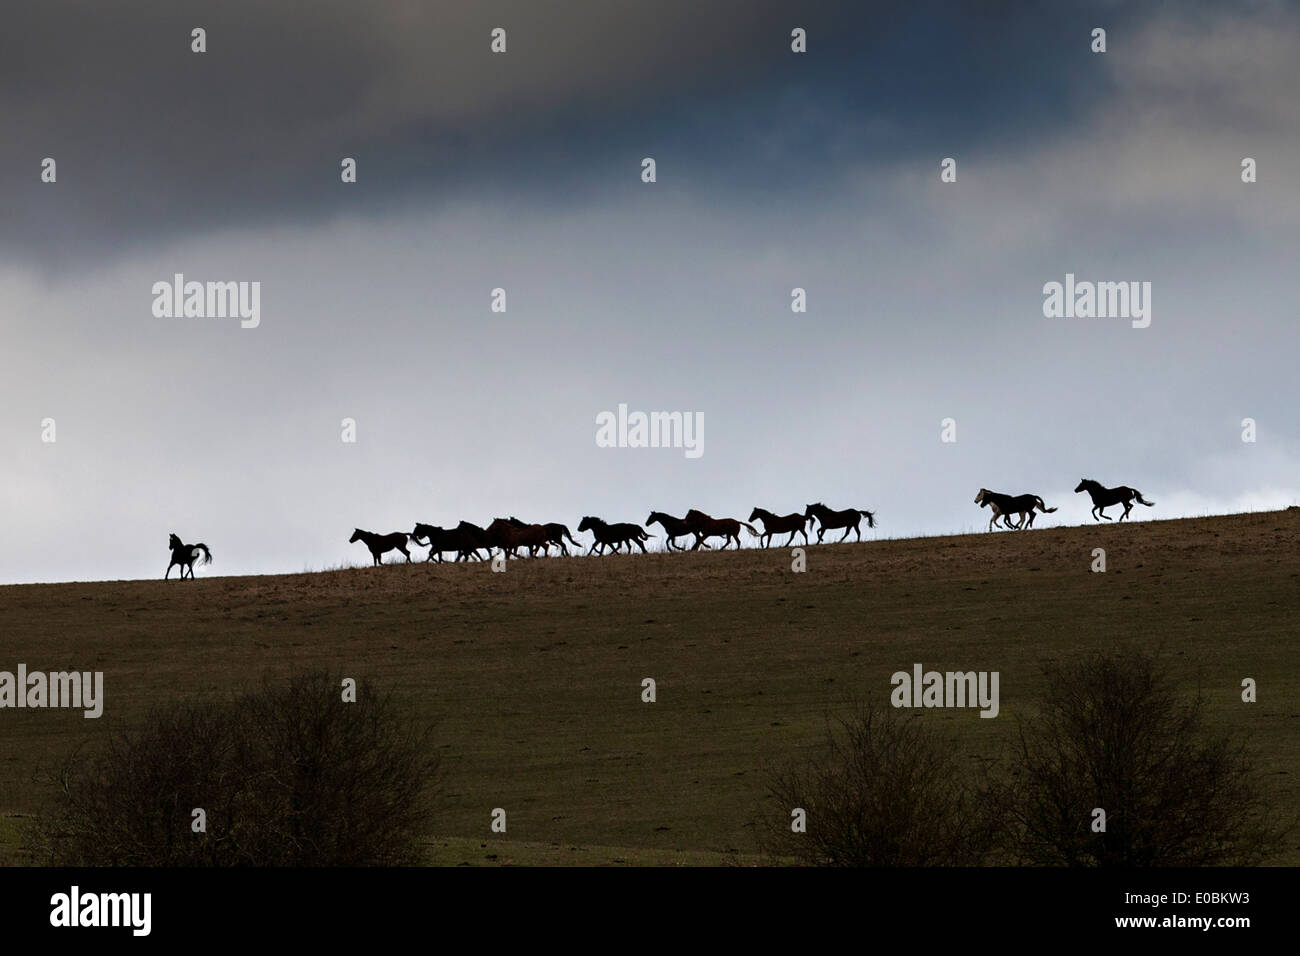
31 672 439 866
760 700 998 866
1001 651 1285 866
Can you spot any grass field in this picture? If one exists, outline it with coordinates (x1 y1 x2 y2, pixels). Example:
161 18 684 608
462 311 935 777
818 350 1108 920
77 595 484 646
2 509 1298 866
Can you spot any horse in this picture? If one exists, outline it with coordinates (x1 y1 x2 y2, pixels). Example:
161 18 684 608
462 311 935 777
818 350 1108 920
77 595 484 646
449 521 493 560
349 528 411 566
646 511 709 551
748 507 809 548
684 509 758 550
508 517 582 556
165 533 212 580
973 489 1057 531
1074 479 1155 522
487 518 549 558
804 502 876 543
411 523 481 563
578 516 649 554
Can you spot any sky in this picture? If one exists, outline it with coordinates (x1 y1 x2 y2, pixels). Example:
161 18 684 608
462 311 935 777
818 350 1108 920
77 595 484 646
2 0 1298 583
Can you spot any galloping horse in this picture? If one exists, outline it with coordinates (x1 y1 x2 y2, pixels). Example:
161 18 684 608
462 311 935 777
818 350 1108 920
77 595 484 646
508 517 582 556
349 528 412 565
748 507 809 548
454 521 493 560
646 511 709 551
1074 479 1155 522
165 533 212 579
487 518 549 558
804 502 876 543
684 509 758 550
578 516 649 554
411 523 482 563
973 489 1057 531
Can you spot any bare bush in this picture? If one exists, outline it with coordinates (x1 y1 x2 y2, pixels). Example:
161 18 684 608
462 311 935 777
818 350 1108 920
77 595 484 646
760 700 998 866
31 671 439 866
1001 651 1286 866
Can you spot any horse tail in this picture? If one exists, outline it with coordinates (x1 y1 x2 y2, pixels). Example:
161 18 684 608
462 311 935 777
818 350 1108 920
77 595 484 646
193 544 213 565
563 530 581 546
740 522 759 536
1035 498 1057 513
858 510 876 528
1134 491 1155 506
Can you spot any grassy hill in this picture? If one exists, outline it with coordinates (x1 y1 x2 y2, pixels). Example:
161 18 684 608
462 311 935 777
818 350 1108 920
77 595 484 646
2 509 1297 865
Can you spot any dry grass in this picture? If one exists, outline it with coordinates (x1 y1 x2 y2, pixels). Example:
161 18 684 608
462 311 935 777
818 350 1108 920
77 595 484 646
2 509 1297 865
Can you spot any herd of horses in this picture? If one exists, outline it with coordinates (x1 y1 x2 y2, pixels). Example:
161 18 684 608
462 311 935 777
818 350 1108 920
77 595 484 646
164 479 1157 575
347 504 877 566
976 479 1155 531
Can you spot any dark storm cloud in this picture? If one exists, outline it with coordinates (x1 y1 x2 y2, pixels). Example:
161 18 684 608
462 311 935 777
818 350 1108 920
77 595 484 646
2 0 1147 267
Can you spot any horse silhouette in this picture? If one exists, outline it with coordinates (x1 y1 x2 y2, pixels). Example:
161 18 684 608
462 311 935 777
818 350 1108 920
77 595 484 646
578 516 649 554
411 523 484 563
1074 479 1155 521
804 502 876 543
454 521 494 560
508 517 581 556
165 533 212 580
646 511 709 551
748 508 809 548
684 509 758 550
487 518 549 558
974 489 1056 531
349 528 411 565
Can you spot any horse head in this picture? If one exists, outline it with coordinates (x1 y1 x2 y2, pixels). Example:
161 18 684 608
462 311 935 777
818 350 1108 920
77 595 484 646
349 529 363 543
975 489 989 506
1074 480 1090 493
168 533 182 550
748 508 762 522
577 516 598 533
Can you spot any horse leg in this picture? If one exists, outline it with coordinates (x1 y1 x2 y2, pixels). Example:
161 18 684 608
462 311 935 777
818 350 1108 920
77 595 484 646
839 526 850 542
855 523 861 541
